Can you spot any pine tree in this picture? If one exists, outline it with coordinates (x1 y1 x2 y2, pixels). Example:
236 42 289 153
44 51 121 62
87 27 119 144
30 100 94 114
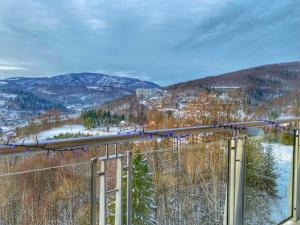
108 154 156 225
245 139 278 224
131 154 156 225
246 140 278 195
262 144 278 196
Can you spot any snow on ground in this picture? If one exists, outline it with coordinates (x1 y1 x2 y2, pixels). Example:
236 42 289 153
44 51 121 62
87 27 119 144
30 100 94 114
86 86 104 90
0 93 17 98
36 125 94 140
0 126 13 132
213 86 241 89
0 100 6 106
278 114 295 120
21 125 136 142
42 90 55 95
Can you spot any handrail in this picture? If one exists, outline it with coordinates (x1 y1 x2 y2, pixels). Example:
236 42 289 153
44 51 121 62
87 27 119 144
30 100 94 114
1 117 300 156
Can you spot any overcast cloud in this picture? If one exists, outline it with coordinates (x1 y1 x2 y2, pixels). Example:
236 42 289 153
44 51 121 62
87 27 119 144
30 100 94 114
0 0 299 85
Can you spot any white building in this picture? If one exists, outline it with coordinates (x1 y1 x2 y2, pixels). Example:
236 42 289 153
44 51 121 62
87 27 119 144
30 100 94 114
136 88 163 99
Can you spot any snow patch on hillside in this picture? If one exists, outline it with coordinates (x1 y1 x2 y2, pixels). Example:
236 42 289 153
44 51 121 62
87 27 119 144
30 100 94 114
0 93 17 98
21 125 137 142
29 125 110 141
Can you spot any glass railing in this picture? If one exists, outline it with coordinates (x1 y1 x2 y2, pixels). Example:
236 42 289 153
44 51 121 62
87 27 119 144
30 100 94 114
0 153 92 225
1 120 300 225
131 138 228 225
245 131 294 225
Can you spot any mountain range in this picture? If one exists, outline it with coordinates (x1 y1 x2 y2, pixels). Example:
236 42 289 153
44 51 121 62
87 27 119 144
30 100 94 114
167 61 300 105
101 61 300 118
1 61 300 116
0 73 160 112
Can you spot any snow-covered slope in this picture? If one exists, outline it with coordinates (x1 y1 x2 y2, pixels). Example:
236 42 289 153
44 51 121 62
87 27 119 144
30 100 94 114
0 73 160 111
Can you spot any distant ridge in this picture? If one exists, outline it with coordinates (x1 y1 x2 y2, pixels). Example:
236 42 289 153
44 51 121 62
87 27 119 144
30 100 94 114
167 61 300 105
101 61 300 115
0 72 160 112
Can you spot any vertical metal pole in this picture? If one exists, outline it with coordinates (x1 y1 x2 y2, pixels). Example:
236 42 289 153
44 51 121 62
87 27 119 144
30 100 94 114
115 144 118 157
176 138 179 170
226 137 245 225
91 158 98 225
106 145 109 159
126 151 133 225
115 156 124 225
293 129 300 221
227 138 236 225
99 160 107 225
235 137 245 224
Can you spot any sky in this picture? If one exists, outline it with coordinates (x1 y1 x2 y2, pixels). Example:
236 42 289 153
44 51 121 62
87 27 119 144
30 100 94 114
0 0 299 85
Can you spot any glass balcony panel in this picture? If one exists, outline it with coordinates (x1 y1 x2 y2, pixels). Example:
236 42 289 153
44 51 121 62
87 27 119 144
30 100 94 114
130 136 228 225
0 153 91 225
1 127 296 225
245 131 294 225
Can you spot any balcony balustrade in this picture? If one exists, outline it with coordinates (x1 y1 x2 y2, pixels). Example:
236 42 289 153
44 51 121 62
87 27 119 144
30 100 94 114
1 118 300 225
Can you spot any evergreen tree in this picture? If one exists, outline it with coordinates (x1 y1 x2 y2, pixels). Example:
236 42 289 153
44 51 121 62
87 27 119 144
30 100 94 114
81 109 125 128
245 139 278 224
268 110 279 120
131 154 156 225
108 154 156 225
262 145 278 196
246 140 278 195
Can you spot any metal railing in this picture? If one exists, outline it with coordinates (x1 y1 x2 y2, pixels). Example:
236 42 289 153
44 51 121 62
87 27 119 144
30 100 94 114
1 117 300 225
1 117 299 155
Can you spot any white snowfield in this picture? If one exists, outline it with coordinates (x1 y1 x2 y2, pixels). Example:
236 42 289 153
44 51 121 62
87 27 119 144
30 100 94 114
37 125 97 140
22 125 135 142
0 100 6 106
0 93 17 98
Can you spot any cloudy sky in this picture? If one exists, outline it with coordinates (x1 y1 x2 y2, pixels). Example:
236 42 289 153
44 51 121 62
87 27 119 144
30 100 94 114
0 0 299 85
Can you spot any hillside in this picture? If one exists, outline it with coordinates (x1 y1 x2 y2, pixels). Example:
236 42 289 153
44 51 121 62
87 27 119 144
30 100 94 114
101 61 300 121
0 73 160 127
0 73 160 111
167 61 300 105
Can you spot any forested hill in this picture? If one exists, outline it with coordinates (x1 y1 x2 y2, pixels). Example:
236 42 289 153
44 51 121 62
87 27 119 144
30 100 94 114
0 72 160 112
167 61 300 105
100 61 300 120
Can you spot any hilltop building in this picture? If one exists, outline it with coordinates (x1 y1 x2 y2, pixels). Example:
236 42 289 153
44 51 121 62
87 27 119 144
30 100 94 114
136 88 163 99
211 86 242 93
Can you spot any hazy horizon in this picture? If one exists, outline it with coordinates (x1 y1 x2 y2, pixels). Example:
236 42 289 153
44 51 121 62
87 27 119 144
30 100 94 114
1 60 299 86
0 0 299 85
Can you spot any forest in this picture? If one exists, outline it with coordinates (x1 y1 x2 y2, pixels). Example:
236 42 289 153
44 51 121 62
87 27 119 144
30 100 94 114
81 109 126 129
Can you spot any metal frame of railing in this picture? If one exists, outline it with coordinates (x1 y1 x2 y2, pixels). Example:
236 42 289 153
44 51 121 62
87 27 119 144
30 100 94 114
1 117 300 225
292 130 300 224
226 136 246 225
1 117 300 156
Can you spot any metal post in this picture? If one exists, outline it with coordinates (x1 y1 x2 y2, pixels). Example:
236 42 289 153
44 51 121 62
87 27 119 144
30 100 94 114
227 138 236 225
91 158 98 225
99 160 107 225
115 156 124 225
105 145 109 159
114 144 118 157
293 129 300 221
126 151 133 225
176 138 179 171
226 137 245 225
